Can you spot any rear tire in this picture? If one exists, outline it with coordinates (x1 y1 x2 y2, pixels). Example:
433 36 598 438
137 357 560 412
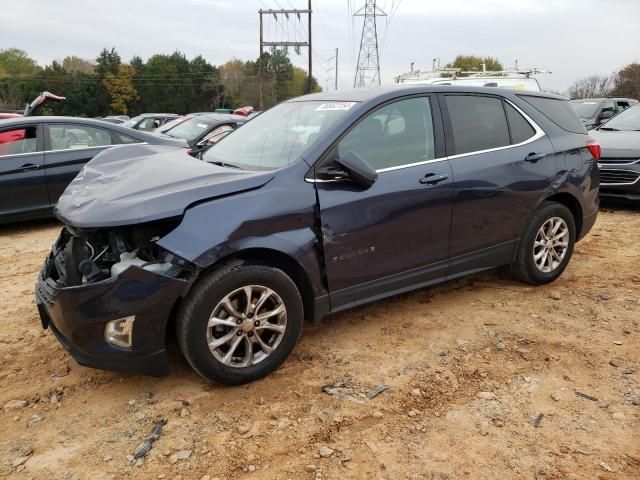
176 263 303 385
511 201 576 285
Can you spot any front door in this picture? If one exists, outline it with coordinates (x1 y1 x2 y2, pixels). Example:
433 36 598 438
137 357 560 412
0 124 48 220
315 95 454 310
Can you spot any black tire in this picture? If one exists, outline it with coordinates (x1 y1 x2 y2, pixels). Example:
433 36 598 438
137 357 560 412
511 201 576 285
176 263 303 385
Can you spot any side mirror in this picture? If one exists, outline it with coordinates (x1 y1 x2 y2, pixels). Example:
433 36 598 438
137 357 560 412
335 150 378 188
599 110 614 122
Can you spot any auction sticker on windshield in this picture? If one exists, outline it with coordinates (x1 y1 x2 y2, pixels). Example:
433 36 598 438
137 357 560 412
315 102 356 111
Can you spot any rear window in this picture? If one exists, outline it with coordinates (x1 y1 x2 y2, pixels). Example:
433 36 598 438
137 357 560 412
520 95 586 134
505 103 536 143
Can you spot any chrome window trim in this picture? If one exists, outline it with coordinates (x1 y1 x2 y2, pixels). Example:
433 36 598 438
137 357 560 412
45 145 113 154
45 141 147 154
306 97 546 182
598 168 640 186
0 151 42 159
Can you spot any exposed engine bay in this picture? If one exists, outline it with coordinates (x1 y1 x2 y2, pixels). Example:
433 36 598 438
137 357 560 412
49 219 196 287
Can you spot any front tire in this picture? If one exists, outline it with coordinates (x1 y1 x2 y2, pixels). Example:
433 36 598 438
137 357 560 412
511 201 576 285
176 263 303 385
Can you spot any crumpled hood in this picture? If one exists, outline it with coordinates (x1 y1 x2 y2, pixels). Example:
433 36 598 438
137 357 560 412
55 144 274 228
588 129 640 158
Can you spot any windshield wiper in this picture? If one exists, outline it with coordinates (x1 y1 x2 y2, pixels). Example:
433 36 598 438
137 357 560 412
598 127 620 131
208 160 244 170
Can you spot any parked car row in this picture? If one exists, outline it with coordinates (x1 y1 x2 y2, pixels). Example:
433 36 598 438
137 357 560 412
0 116 187 223
35 86 600 385
570 97 638 130
588 102 640 201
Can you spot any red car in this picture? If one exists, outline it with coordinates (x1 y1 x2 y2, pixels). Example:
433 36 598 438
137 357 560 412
0 92 66 152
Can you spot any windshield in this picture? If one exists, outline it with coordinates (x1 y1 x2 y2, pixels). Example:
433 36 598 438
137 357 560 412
599 104 640 131
570 100 600 118
123 116 143 128
157 116 188 133
202 100 357 170
166 116 219 141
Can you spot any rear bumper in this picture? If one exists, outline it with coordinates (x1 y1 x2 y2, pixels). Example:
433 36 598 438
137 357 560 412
579 210 598 240
36 255 190 377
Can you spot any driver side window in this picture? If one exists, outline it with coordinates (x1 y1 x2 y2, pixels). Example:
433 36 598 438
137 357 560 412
338 96 435 171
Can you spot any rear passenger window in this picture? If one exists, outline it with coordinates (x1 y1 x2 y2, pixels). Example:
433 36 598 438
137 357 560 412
0 127 38 156
48 124 113 151
519 95 586 134
446 95 510 155
505 103 535 144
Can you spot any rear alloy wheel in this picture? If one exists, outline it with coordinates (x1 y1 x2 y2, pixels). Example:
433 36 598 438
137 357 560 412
532 217 569 273
512 201 576 285
177 264 303 385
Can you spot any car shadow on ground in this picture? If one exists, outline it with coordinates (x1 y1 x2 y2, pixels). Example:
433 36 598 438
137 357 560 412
0 218 61 236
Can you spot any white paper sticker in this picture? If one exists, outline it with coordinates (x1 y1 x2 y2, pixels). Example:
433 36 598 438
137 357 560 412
315 102 356 111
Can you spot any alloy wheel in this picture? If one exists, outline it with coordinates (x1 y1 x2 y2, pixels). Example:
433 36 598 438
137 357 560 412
533 217 569 273
206 285 287 368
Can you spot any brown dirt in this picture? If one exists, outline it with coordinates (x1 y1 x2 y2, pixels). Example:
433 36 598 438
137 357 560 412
0 207 639 480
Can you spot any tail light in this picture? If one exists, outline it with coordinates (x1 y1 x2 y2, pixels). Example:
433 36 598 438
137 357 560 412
586 141 601 161
186 148 192 156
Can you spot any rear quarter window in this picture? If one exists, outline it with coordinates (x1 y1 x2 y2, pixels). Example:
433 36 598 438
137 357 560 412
519 95 587 134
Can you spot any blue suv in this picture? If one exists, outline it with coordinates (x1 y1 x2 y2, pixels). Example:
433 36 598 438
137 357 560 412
36 86 599 385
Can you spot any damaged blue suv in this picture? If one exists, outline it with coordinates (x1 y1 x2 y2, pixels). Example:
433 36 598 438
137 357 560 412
36 86 599 385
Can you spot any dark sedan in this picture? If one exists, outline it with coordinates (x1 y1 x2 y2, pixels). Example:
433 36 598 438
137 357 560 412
0 116 188 224
588 103 640 201
156 113 247 154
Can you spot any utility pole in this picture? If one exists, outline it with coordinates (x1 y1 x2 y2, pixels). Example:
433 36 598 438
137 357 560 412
353 0 386 88
334 47 338 90
325 48 339 91
258 2 312 110
307 0 312 94
259 13 264 111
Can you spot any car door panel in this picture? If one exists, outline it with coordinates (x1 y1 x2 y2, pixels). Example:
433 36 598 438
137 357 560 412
317 161 454 309
0 124 49 220
440 93 557 274
314 95 454 310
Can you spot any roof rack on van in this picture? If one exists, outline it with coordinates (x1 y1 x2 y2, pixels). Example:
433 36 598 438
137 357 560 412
394 65 550 84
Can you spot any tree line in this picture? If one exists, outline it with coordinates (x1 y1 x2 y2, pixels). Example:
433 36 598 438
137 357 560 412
0 48 320 116
566 63 640 99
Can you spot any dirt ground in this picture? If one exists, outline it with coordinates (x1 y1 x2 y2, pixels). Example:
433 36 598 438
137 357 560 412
0 205 638 480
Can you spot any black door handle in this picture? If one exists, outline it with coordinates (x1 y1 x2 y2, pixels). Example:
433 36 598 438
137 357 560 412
419 173 449 185
20 163 40 171
524 152 545 163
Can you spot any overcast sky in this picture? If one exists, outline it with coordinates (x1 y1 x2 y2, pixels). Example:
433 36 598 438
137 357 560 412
1 0 639 93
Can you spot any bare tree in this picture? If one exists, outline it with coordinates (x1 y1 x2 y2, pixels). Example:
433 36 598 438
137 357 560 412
566 75 614 99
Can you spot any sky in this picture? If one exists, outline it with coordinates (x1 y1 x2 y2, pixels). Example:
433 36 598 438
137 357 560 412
1 0 639 93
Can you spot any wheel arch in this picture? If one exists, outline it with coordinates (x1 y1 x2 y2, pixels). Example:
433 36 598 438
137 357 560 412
543 192 583 239
198 247 316 323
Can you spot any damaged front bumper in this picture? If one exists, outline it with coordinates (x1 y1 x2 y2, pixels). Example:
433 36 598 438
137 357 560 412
35 232 192 377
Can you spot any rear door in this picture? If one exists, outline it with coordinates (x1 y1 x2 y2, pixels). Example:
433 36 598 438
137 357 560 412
44 123 117 205
440 93 557 274
316 95 454 309
0 123 48 220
